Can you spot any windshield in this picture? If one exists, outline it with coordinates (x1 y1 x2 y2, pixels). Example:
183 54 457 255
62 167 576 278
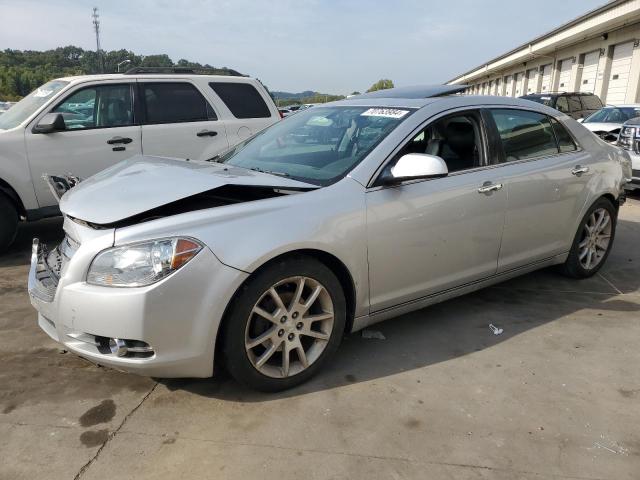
0 80 69 130
584 107 640 124
219 106 412 186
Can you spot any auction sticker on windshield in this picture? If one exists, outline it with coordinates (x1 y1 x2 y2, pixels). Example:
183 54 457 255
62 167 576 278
361 108 409 119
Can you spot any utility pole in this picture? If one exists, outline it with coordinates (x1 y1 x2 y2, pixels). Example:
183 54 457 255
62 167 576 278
92 7 102 73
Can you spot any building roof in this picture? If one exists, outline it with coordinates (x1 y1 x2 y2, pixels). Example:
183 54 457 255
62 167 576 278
447 0 640 84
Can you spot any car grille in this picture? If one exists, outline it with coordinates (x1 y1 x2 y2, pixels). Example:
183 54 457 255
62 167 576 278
32 234 80 302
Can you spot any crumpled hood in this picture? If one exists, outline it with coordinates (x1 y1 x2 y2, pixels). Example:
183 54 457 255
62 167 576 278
583 122 622 133
60 155 317 224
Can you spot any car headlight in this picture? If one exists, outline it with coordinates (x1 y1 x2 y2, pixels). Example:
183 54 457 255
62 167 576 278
87 237 203 287
618 126 640 152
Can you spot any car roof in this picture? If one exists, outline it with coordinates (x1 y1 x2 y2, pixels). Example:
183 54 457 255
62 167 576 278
331 92 563 112
521 92 597 97
600 104 640 108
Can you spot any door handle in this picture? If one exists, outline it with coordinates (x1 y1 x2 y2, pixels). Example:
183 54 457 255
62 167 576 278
571 165 590 176
107 136 133 145
477 182 503 195
197 130 218 137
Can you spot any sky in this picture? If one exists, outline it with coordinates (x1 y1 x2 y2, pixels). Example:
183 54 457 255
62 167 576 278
0 0 607 94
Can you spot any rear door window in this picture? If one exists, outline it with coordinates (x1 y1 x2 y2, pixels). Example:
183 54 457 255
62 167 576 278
141 82 216 124
567 96 582 113
550 118 578 153
489 109 558 161
555 97 569 113
209 82 271 119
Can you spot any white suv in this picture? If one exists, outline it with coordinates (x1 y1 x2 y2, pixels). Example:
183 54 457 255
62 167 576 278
0 68 281 250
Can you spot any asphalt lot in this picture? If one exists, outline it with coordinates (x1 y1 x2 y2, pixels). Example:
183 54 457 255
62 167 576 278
1 196 640 480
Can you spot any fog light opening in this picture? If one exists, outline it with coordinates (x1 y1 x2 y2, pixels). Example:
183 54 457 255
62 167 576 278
109 338 128 357
96 336 154 358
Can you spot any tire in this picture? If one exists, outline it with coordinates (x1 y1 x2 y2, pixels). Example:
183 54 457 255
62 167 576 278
561 197 617 278
222 255 346 392
0 194 18 252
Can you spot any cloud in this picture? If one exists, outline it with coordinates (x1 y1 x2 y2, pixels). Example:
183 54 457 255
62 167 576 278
0 0 606 93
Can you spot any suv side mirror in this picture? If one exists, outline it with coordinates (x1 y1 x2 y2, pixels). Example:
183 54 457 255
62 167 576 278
33 113 66 134
382 153 449 185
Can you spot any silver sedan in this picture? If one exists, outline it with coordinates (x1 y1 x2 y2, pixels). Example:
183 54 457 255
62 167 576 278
28 86 632 391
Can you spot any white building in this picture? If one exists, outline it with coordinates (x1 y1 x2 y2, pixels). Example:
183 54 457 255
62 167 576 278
447 0 640 105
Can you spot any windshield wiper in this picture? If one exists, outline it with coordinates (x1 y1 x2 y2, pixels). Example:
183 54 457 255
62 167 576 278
250 167 290 178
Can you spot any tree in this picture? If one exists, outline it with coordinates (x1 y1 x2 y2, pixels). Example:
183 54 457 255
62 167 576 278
366 79 394 92
350 91 361 95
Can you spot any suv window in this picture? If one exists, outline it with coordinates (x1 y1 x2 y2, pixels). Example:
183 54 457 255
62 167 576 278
567 96 582 113
53 84 133 130
490 109 558 161
209 82 271 119
555 97 569 113
391 111 484 174
581 95 603 110
550 118 577 153
142 82 216 124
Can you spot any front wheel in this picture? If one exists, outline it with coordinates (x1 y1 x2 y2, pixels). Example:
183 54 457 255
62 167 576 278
0 194 18 252
561 197 617 278
222 256 346 392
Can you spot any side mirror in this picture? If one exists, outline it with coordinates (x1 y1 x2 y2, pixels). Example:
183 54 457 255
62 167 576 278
382 153 449 185
33 113 66 134
576 118 584 123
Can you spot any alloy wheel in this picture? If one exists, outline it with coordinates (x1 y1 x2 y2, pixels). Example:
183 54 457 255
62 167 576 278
245 276 334 378
578 207 612 270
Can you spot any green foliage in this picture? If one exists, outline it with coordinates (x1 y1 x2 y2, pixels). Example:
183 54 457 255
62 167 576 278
274 93 345 107
0 46 243 100
366 79 394 92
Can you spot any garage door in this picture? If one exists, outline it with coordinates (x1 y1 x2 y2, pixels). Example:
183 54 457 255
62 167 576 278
504 76 513 97
580 50 600 94
607 42 634 105
494 79 501 95
540 64 552 92
558 58 573 90
514 72 525 96
526 68 539 94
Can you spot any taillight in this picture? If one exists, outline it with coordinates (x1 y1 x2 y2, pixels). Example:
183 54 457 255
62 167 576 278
278 111 284 119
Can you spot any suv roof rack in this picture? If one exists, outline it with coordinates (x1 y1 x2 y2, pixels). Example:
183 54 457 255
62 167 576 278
123 66 246 76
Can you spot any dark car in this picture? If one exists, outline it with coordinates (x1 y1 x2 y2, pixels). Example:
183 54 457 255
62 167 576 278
520 92 603 120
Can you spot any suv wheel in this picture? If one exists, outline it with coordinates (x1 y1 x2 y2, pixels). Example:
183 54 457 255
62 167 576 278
561 197 617 278
222 255 346 392
0 194 18 252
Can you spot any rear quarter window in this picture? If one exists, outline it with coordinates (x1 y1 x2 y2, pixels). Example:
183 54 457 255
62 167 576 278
209 82 272 119
581 95 603 110
550 118 578 153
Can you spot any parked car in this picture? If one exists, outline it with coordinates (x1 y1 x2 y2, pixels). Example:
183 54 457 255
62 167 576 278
29 85 631 391
580 105 640 142
0 68 281 250
520 92 603 120
617 116 640 190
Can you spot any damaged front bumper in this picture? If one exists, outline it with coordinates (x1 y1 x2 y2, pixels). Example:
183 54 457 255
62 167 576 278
28 228 248 378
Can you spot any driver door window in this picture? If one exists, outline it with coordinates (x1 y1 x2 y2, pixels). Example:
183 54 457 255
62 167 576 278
383 112 485 179
53 84 133 130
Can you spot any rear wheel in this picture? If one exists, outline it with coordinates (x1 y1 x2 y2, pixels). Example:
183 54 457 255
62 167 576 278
0 194 18 252
561 197 617 278
222 256 346 392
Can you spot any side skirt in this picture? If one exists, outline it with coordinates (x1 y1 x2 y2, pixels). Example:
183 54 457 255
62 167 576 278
351 253 568 332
